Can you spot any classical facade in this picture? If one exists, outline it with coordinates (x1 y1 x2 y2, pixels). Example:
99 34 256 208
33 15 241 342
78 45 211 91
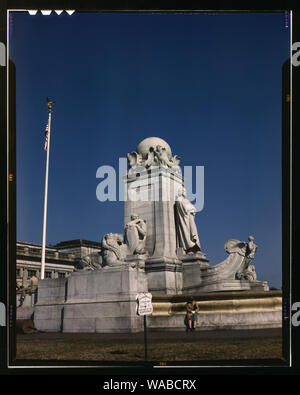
16 239 101 288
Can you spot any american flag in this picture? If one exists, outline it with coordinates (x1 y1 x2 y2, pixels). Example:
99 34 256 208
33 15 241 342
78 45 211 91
44 122 49 151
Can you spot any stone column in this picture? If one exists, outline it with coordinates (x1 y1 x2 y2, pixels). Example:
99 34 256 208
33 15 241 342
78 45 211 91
124 166 183 294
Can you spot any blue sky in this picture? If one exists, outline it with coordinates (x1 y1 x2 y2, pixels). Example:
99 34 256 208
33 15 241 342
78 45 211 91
9 12 290 288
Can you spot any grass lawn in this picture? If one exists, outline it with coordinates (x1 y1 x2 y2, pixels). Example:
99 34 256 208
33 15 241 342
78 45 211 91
16 336 283 362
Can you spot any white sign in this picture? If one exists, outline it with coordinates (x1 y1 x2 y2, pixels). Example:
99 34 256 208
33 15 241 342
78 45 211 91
136 293 153 316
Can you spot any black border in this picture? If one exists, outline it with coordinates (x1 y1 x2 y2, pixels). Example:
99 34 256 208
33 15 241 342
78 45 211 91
0 1 299 380
0 0 8 375
291 7 300 373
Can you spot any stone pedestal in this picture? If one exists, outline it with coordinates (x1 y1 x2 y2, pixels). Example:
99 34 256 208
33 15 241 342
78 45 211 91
181 252 210 293
63 265 147 333
34 262 148 333
145 257 183 294
34 278 67 332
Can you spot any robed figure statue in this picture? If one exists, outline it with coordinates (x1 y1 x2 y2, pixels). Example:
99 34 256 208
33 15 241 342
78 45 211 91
174 187 201 254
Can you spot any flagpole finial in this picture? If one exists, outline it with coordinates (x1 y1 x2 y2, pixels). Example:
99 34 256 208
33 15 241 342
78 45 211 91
46 97 55 112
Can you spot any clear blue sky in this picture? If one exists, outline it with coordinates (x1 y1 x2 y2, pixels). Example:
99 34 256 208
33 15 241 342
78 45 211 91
9 12 290 288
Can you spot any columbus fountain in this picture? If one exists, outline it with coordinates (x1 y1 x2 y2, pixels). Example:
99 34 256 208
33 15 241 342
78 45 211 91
31 137 281 332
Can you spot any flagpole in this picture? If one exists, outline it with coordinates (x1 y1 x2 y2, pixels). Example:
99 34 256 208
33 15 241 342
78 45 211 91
41 98 54 280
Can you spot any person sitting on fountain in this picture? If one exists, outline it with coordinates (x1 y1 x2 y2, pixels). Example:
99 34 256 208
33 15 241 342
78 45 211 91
185 296 199 332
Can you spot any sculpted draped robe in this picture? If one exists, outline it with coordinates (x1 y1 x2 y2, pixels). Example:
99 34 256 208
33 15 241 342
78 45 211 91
174 197 201 253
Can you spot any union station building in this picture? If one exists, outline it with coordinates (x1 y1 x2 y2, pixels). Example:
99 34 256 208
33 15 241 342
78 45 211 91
16 239 101 288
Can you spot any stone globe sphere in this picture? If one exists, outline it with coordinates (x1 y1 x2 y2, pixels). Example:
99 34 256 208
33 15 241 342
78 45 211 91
136 137 172 158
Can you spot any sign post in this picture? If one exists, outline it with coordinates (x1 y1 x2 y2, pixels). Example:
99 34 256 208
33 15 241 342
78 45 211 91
136 293 153 361
144 315 148 360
